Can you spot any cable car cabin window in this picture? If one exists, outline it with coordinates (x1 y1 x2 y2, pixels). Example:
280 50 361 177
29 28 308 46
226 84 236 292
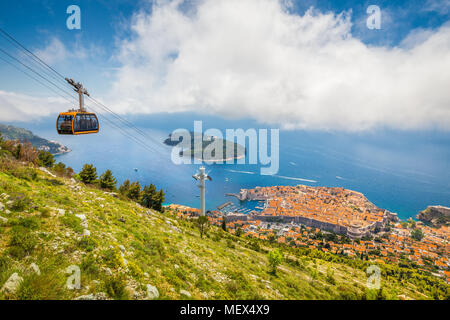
74 114 98 133
57 115 73 134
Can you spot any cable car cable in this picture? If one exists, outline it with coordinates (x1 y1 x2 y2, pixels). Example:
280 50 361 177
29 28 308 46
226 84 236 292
0 28 163 149
0 30 68 86
0 27 67 81
0 48 158 154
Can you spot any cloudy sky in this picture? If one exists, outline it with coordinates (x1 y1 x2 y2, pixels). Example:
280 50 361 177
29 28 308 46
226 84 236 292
0 0 449 131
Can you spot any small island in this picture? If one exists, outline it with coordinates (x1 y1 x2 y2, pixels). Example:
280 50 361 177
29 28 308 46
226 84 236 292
0 123 70 155
164 131 246 162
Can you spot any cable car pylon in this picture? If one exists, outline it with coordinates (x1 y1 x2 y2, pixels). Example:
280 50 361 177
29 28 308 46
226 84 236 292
66 78 90 112
193 166 212 216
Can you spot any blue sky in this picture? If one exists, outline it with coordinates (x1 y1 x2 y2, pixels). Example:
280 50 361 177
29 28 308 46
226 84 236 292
0 0 449 130
0 0 448 94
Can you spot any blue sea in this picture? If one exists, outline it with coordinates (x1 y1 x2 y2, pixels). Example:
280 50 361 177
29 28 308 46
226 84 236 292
15 113 450 221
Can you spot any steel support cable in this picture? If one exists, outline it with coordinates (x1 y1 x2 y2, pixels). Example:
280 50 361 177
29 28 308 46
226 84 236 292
0 27 67 81
0 30 67 86
0 28 162 149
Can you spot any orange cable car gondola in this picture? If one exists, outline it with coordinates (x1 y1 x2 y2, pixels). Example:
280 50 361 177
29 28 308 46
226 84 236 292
56 78 99 135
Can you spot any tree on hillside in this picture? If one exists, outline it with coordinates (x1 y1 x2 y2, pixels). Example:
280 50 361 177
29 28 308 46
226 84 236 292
268 233 276 243
79 164 97 184
267 249 283 275
37 150 55 168
118 179 130 195
196 215 209 238
140 184 156 209
411 228 424 241
221 218 227 232
13 143 22 160
127 181 142 201
66 166 74 177
53 162 67 176
99 170 117 190
19 142 38 163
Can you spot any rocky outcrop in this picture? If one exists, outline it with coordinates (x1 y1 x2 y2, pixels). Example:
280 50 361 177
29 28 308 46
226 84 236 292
146 285 159 300
74 292 109 300
1 273 23 295
417 206 450 227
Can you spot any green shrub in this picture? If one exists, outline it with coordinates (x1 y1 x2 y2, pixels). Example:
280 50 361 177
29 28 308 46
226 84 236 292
267 249 283 275
81 254 100 276
226 239 235 249
78 236 98 252
104 275 129 300
103 247 125 269
60 214 83 233
127 261 143 279
411 229 424 241
17 216 40 230
38 207 51 218
144 237 166 259
326 267 336 285
249 239 261 252
0 254 11 272
37 151 55 168
9 193 31 212
16 270 68 300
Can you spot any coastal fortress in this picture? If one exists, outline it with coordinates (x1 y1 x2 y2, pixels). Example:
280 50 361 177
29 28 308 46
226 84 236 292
226 185 399 239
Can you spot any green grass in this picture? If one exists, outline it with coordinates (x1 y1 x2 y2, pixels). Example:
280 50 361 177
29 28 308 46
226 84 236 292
0 161 448 300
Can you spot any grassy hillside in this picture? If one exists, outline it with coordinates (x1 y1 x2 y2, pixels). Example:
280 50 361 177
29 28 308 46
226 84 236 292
0 159 448 300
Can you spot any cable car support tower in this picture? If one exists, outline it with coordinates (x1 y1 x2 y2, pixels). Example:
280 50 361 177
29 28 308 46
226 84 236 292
66 77 90 112
193 167 212 216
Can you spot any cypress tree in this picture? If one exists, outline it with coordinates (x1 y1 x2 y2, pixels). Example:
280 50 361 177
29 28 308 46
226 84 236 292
221 218 227 232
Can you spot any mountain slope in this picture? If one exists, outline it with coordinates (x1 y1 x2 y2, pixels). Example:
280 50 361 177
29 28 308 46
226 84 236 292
0 159 448 300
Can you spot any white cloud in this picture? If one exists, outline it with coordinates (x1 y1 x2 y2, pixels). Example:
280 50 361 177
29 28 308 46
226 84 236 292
423 0 450 15
0 90 67 122
34 38 68 65
33 37 105 65
107 0 450 131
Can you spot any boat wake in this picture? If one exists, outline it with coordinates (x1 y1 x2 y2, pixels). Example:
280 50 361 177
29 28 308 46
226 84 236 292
226 169 256 175
273 175 317 183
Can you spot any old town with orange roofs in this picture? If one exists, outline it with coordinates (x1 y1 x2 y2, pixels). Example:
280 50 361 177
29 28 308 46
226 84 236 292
167 185 449 283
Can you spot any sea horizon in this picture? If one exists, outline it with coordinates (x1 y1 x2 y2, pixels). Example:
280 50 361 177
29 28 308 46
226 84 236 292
6 113 449 221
